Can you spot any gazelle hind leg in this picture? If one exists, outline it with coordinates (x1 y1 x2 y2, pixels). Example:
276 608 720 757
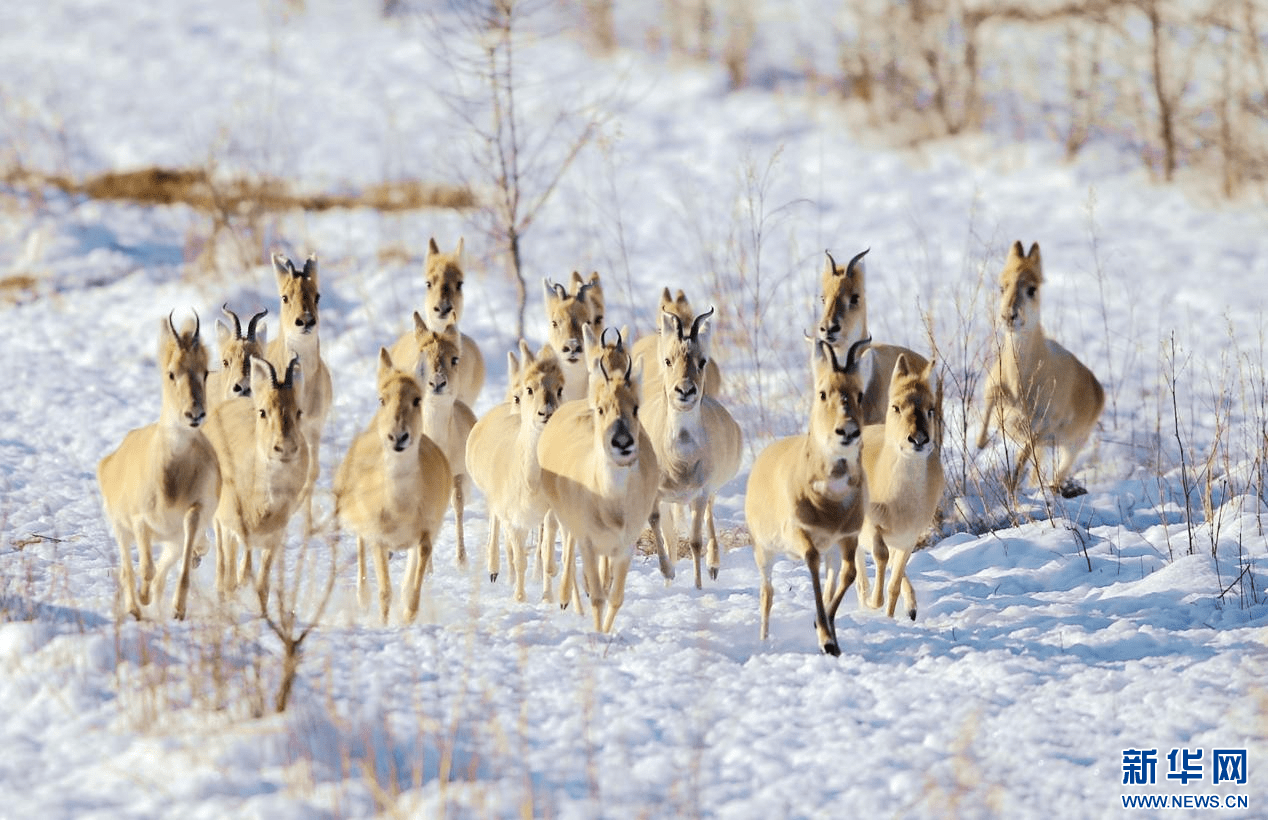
115 523 142 620
486 515 501 583
452 475 466 566
705 497 721 581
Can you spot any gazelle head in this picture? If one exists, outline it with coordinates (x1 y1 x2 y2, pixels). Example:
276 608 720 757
158 311 210 429
509 340 565 431
582 324 631 392
810 338 867 462
271 252 321 337
423 236 465 329
817 248 869 349
659 307 713 412
591 354 642 468
998 241 1044 332
571 270 605 333
885 354 940 457
375 348 424 453
214 304 268 400
543 276 599 365
248 355 304 462
409 311 461 399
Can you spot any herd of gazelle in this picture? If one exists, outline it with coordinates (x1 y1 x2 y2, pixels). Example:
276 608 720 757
97 238 1103 653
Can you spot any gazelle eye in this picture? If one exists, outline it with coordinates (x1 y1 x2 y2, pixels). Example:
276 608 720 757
379 397 386 406
413 397 421 407
594 314 603 326
857 392 864 404
281 295 289 304
664 358 671 367
818 391 827 401
1026 286 1036 298
451 356 459 366
699 357 707 368
258 409 266 419
632 405 639 418
513 394 521 405
556 387 563 398
526 387 533 396
551 320 559 329
849 295 860 307
892 404 900 414
296 409 303 420
315 293 321 304
455 282 463 292
222 359 229 368
168 371 175 381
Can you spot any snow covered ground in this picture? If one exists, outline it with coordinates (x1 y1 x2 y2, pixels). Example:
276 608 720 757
1 1 1266 817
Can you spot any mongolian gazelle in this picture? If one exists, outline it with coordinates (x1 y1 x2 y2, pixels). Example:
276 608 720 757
466 341 565 601
390 312 477 565
746 339 869 656
334 349 452 623
543 274 602 403
641 307 742 588
538 352 660 633
395 237 485 407
98 312 221 620
205 355 309 607
631 287 722 397
977 241 1104 497
266 252 333 533
817 249 929 425
854 354 945 620
208 304 267 406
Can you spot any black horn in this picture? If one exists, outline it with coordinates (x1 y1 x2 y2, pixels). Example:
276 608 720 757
825 249 838 274
247 307 268 340
844 335 871 373
282 355 301 388
222 303 242 339
845 248 869 278
690 307 715 341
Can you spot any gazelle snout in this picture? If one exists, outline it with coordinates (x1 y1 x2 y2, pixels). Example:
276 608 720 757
295 312 316 332
836 420 861 446
609 420 637 464
818 318 840 343
389 430 411 452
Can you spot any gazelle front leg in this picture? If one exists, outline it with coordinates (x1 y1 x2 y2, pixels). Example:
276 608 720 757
867 529 890 610
802 544 839 657
885 547 915 620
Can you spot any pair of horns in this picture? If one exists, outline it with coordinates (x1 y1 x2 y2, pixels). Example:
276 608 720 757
222 304 268 340
274 252 316 278
598 327 632 383
819 335 870 374
825 247 869 278
167 309 201 344
254 354 301 388
664 307 715 341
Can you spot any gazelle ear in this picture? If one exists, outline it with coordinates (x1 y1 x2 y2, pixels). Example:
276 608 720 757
216 319 233 345
412 310 428 335
249 355 275 396
271 252 294 286
537 342 559 367
507 349 521 382
378 347 395 384
1008 240 1025 260
454 236 464 259
660 286 673 308
660 309 679 339
301 254 318 285
892 353 911 381
1027 242 1042 275
582 323 599 361
254 323 268 349
427 237 440 257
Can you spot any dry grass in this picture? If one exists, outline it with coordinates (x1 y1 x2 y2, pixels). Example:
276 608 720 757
3 165 476 214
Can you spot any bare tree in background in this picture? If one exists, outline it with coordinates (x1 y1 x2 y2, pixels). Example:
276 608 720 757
426 0 608 338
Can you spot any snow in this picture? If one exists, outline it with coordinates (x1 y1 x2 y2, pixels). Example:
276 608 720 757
1 1 1266 817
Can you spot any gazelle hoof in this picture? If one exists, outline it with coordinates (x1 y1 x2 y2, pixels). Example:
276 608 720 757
709 567 719 581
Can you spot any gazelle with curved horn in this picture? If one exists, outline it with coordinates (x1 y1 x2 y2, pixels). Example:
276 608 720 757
816 248 929 425
976 241 1103 496
543 274 602 403
206 354 309 607
631 287 723 397
208 304 268 407
641 306 742 588
265 252 333 534
98 311 221 620
537 349 659 633
746 337 869 656
334 349 452 623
